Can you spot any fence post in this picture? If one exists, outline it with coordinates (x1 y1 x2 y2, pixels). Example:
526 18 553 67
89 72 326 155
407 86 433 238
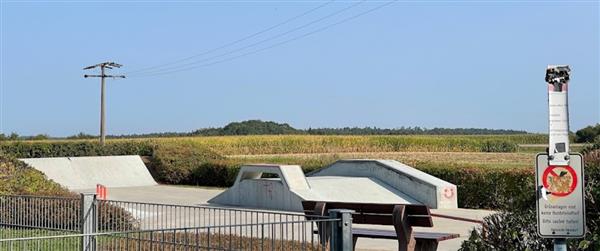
329 209 354 251
80 193 97 251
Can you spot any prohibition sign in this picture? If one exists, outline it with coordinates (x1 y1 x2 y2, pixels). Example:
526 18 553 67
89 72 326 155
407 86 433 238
542 165 578 197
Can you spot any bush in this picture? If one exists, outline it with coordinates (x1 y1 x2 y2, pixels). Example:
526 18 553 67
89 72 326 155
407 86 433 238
416 163 534 209
0 154 71 196
480 140 518 153
460 210 553 251
0 140 153 158
150 141 224 184
460 146 600 250
191 160 241 187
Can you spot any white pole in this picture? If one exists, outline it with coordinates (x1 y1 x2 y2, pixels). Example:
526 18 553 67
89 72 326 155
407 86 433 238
546 65 571 166
545 65 572 250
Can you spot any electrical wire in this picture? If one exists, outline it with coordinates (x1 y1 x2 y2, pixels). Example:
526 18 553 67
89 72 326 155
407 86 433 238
124 0 334 75
130 0 396 78
127 0 364 76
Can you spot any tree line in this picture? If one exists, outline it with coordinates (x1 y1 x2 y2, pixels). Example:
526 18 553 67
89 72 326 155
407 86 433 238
190 120 530 136
12 120 600 141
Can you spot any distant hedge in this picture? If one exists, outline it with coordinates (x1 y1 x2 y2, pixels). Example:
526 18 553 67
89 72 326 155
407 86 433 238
0 141 153 158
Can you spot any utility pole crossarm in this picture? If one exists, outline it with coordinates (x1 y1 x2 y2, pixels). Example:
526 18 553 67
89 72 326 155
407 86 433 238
84 74 126 78
83 61 125 146
83 62 123 70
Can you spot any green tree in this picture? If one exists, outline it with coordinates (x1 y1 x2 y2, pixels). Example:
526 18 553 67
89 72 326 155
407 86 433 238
576 124 600 143
30 134 49 140
9 133 18 140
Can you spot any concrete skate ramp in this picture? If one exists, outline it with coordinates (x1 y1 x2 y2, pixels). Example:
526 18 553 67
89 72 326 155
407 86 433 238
208 164 309 212
209 160 457 212
309 160 458 209
20 155 157 190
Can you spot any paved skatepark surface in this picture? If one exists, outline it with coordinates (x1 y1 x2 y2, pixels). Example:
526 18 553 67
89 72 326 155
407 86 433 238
85 185 493 251
75 185 223 206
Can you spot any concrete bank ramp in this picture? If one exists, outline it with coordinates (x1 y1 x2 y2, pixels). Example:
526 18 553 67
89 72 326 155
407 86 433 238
209 159 457 212
20 155 157 190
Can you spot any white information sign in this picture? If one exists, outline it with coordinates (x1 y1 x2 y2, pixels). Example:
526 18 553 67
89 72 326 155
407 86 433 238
536 153 585 238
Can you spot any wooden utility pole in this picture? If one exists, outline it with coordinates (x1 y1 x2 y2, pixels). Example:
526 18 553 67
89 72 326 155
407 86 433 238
83 62 125 146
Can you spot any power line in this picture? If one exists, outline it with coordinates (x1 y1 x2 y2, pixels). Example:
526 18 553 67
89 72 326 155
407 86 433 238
83 62 126 145
124 0 334 75
131 0 396 78
128 0 364 77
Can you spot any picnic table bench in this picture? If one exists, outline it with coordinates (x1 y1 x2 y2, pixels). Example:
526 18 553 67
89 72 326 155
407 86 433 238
302 201 460 251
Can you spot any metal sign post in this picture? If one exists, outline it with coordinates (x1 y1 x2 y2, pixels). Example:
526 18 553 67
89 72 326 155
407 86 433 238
537 65 586 250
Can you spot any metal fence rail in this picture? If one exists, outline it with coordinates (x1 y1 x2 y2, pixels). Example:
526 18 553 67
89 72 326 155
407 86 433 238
0 194 81 239
0 218 341 251
98 199 317 231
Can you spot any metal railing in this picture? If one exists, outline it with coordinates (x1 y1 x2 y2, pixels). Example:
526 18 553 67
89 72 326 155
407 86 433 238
98 199 313 231
0 194 354 250
0 219 340 250
0 194 81 239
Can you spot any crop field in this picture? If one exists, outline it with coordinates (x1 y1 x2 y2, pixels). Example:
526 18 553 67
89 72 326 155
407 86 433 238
228 151 536 170
145 134 548 155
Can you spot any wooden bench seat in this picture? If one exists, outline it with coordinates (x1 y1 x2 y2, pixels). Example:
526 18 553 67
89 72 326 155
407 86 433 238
352 228 459 241
302 201 459 251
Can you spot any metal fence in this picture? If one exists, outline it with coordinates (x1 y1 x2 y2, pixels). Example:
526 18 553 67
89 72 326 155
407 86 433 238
0 194 353 251
0 195 81 239
97 199 312 231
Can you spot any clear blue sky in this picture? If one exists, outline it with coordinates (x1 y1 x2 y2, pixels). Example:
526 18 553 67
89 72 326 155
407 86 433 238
1 0 598 137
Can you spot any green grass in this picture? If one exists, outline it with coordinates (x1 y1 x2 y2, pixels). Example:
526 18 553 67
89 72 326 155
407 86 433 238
0 229 323 251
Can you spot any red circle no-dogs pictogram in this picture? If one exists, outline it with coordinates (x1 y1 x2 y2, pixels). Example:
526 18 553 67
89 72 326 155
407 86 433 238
542 165 578 197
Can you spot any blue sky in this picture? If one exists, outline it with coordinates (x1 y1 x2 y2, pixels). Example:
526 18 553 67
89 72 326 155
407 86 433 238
0 0 598 136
